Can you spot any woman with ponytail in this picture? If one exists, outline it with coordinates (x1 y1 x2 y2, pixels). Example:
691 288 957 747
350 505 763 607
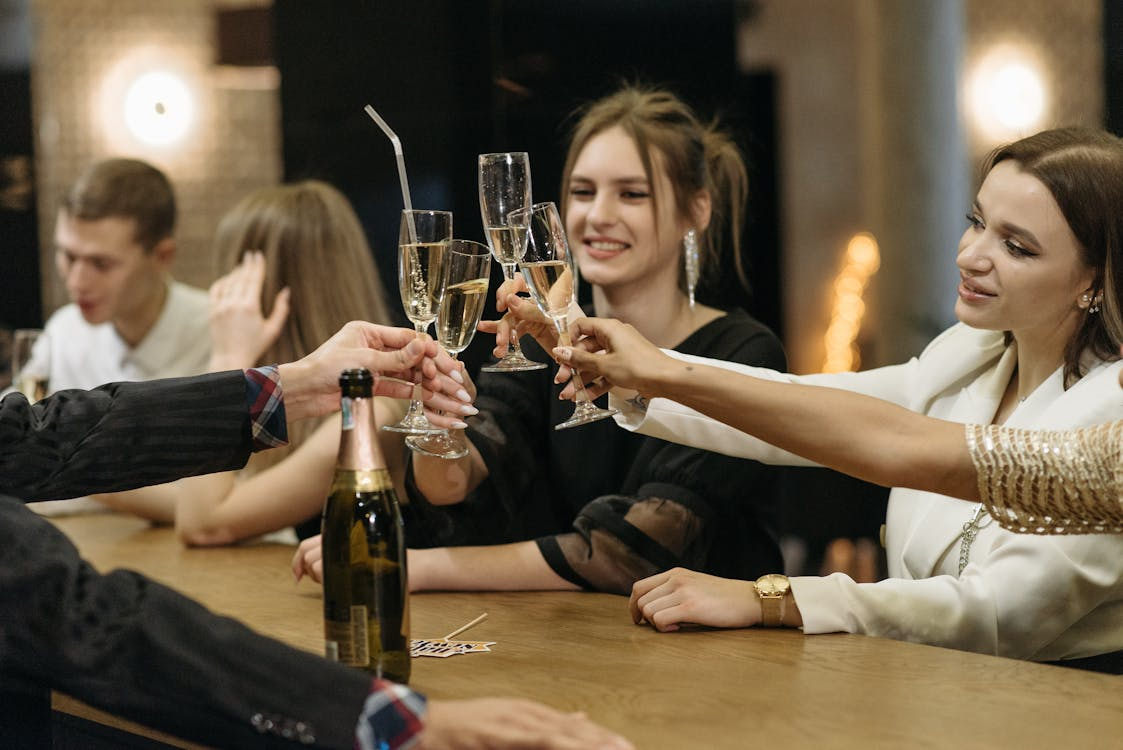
394 86 786 594
297 86 787 594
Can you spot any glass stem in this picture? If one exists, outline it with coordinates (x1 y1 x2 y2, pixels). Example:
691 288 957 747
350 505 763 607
406 323 428 417
555 320 593 406
502 263 527 356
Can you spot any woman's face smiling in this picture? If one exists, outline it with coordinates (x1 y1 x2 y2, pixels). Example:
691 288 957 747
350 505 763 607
564 126 688 297
955 159 1095 344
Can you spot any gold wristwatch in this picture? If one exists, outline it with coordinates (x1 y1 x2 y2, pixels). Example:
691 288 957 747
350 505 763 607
753 573 790 627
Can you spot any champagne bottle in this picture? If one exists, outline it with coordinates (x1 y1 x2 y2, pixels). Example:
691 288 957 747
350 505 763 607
321 368 410 682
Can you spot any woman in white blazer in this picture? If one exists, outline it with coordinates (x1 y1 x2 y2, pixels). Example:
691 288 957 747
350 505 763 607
551 128 1123 668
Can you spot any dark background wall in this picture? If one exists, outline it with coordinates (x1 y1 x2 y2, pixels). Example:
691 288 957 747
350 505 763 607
0 0 40 333
274 0 780 374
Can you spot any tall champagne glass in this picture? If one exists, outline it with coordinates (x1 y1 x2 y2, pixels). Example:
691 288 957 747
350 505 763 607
510 202 618 430
406 240 492 458
478 152 547 372
383 209 452 435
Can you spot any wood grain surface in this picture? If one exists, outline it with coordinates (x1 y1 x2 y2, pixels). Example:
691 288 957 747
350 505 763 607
48 514 1123 749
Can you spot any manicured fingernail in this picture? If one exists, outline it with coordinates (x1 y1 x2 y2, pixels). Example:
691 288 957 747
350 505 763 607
450 420 469 429
554 346 572 360
459 404 478 416
450 369 464 384
455 388 471 402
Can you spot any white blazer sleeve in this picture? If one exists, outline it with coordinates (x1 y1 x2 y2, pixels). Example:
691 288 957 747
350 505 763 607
791 527 1123 660
609 351 922 466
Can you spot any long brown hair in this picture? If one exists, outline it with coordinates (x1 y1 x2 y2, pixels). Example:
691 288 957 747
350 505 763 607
212 180 393 453
983 128 1123 385
559 85 751 300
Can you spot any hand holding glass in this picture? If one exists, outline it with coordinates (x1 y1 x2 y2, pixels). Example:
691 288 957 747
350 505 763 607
478 152 546 372
406 240 491 458
383 210 452 435
12 328 50 402
510 202 618 430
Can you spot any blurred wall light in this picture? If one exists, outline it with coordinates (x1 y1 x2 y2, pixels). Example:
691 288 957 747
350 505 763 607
822 232 880 373
123 71 195 146
967 44 1048 143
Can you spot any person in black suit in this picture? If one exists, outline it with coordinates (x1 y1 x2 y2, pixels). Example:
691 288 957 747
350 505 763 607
0 320 632 750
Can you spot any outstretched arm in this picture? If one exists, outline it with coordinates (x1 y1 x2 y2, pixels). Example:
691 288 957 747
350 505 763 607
292 536 578 592
558 317 979 502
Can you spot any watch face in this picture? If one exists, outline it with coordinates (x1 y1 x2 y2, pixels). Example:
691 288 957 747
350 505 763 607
756 574 790 596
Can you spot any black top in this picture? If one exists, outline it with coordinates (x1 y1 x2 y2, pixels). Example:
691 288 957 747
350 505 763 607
405 308 788 594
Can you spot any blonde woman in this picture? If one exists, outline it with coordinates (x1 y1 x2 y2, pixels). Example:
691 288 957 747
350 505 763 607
174 179 421 546
101 181 430 543
295 86 787 594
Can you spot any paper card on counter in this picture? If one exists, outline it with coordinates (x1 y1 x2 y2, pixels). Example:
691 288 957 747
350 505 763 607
410 638 496 658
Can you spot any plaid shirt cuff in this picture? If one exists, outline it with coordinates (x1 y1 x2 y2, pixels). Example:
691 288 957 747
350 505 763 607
355 679 428 750
244 366 288 452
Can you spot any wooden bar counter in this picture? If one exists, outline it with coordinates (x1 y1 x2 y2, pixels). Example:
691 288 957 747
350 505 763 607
48 513 1123 749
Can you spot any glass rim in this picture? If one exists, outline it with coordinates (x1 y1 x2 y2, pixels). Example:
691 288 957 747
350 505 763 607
447 239 491 256
478 151 529 160
401 208 452 217
507 201 558 223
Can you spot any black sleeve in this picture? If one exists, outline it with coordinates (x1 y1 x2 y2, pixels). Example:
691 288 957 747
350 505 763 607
404 358 556 547
536 314 788 593
0 496 373 749
0 372 252 501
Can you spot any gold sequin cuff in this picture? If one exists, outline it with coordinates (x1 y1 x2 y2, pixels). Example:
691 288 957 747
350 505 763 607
965 421 1123 535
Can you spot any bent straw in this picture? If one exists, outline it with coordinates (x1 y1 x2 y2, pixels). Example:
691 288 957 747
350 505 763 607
442 612 488 641
364 103 417 244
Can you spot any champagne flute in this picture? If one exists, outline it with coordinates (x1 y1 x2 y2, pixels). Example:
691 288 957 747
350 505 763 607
478 152 547 372
406 240 492 459
12 328 50 402
382 209 452 435
510 202 618 430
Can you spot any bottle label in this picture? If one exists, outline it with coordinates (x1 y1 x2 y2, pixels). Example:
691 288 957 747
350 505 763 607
350 605 370 665
324 605 370 667
341 397 354 431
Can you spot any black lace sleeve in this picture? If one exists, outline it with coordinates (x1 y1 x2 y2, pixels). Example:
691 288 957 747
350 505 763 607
535 310 788 594
403 355 561 548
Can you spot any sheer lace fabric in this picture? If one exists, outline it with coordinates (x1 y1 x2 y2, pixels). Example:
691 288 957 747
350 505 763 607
966 421 1123 534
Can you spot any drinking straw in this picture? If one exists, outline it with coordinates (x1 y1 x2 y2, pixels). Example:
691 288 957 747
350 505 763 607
364 104 417 243
442 612 488 641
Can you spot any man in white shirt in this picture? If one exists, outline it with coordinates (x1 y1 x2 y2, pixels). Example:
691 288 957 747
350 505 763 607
35 158 210 519
44 158 209 390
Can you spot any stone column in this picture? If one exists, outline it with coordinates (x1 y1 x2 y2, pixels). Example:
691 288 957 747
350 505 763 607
859 0 968 366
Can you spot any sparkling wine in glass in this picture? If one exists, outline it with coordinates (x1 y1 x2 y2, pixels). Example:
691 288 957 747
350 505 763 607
383 209 452 435
12 328 49 402
406 240 491 459
478 152 547 373
510 202 618 430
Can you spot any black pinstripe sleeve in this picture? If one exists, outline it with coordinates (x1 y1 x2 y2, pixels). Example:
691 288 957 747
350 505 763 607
0 371 253 501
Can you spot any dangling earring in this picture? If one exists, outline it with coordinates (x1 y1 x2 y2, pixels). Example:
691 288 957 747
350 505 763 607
1090 292 1102 314
683 229 699 309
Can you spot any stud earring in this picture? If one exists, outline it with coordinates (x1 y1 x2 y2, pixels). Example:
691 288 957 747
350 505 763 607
683 229 699 309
